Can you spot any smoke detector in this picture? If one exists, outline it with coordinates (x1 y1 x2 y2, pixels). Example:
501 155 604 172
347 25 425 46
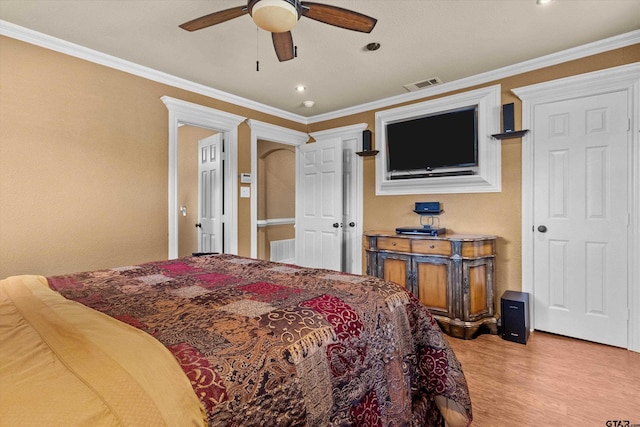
403 77 443 92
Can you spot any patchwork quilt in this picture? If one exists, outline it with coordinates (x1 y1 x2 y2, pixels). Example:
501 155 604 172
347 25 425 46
48 254 472 426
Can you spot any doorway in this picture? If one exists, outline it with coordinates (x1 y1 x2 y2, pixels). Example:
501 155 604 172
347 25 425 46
256 140 296 261
162 96 245 259
531 90 629 347
247 119 308 260
248 121 365 274
302 123 367 273
177 125 219 256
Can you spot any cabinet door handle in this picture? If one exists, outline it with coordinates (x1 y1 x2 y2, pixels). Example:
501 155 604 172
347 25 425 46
429 244 435 249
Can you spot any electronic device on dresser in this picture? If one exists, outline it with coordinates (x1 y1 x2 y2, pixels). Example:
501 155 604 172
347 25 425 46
397 201 445 235
395 226 446 236
500 290 530 344
414 201 442 214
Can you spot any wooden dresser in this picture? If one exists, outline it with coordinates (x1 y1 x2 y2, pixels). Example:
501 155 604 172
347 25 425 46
363 231 498 339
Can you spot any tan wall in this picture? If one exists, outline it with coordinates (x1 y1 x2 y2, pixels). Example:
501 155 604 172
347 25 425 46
0 32 637 298
257 140 295 220
0 36 305 278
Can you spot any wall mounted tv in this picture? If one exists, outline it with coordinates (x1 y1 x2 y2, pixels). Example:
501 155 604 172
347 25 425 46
385 105 478 177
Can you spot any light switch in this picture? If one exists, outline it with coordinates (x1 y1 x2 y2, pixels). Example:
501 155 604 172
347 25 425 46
240 187 250 198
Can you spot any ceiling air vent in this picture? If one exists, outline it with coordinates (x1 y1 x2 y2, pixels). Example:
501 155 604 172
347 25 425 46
403 77 443 92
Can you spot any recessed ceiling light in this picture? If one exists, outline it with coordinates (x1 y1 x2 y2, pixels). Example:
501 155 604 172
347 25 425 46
295 85 306 92
536 0 552 5
366 42 381 51
303 100 315 108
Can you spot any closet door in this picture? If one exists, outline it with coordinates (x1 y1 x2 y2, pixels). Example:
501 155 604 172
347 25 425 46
295 138 343 270
532 90 629 348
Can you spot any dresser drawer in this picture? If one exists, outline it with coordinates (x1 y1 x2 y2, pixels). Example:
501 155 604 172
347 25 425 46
377 237 411 252
411 239 451 256
363 236 371 251
461 240 495 258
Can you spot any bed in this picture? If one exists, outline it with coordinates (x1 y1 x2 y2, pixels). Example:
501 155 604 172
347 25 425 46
0 254 472 426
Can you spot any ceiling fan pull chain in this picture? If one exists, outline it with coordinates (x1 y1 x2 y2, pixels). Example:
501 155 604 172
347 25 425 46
256 27 260 72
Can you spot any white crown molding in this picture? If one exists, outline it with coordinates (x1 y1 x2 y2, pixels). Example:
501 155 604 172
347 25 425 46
2 19 638 125
246 119 310 145
309 123 368 141
0 19 309 125
307 30 640 124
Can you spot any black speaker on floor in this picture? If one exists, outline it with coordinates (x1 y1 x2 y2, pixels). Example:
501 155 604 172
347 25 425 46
501 290 530 344
362 129 372 151
502 103 515 133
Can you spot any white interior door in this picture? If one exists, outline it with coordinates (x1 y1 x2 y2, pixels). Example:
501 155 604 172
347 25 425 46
295 139 343 270
533 90 629 347
198 134 223 253
342 138 358 273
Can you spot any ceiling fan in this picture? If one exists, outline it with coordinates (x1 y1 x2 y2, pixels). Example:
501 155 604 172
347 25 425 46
179 0 377 62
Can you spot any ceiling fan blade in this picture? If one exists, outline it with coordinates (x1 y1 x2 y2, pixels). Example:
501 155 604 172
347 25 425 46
272 31 295 62
179 6 248 31
301 2 377 33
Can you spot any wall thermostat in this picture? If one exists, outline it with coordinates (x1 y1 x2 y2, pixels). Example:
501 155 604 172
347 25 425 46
240 173 252 183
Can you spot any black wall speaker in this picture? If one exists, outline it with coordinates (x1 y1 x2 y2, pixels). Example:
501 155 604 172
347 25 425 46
503 103 515 133
362 129 372 151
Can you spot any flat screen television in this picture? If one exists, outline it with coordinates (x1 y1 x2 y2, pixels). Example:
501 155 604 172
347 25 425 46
385 105 478 176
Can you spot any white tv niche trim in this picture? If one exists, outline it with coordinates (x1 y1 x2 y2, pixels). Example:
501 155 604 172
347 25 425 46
375 85 501 195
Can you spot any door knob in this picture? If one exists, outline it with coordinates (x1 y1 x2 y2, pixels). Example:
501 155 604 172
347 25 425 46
349 222 355 227
537 225 547 233
333 223 339 228
195 223 202 228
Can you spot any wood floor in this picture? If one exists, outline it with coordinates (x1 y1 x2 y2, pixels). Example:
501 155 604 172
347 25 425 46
445 331 640 426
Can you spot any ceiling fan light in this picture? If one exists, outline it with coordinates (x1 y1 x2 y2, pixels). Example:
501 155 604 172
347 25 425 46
252 0 298 33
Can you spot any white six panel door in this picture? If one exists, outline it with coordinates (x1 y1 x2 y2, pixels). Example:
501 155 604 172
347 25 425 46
341 137 358 273
198 134 223 253
533 90 629 347
296 139 343 270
